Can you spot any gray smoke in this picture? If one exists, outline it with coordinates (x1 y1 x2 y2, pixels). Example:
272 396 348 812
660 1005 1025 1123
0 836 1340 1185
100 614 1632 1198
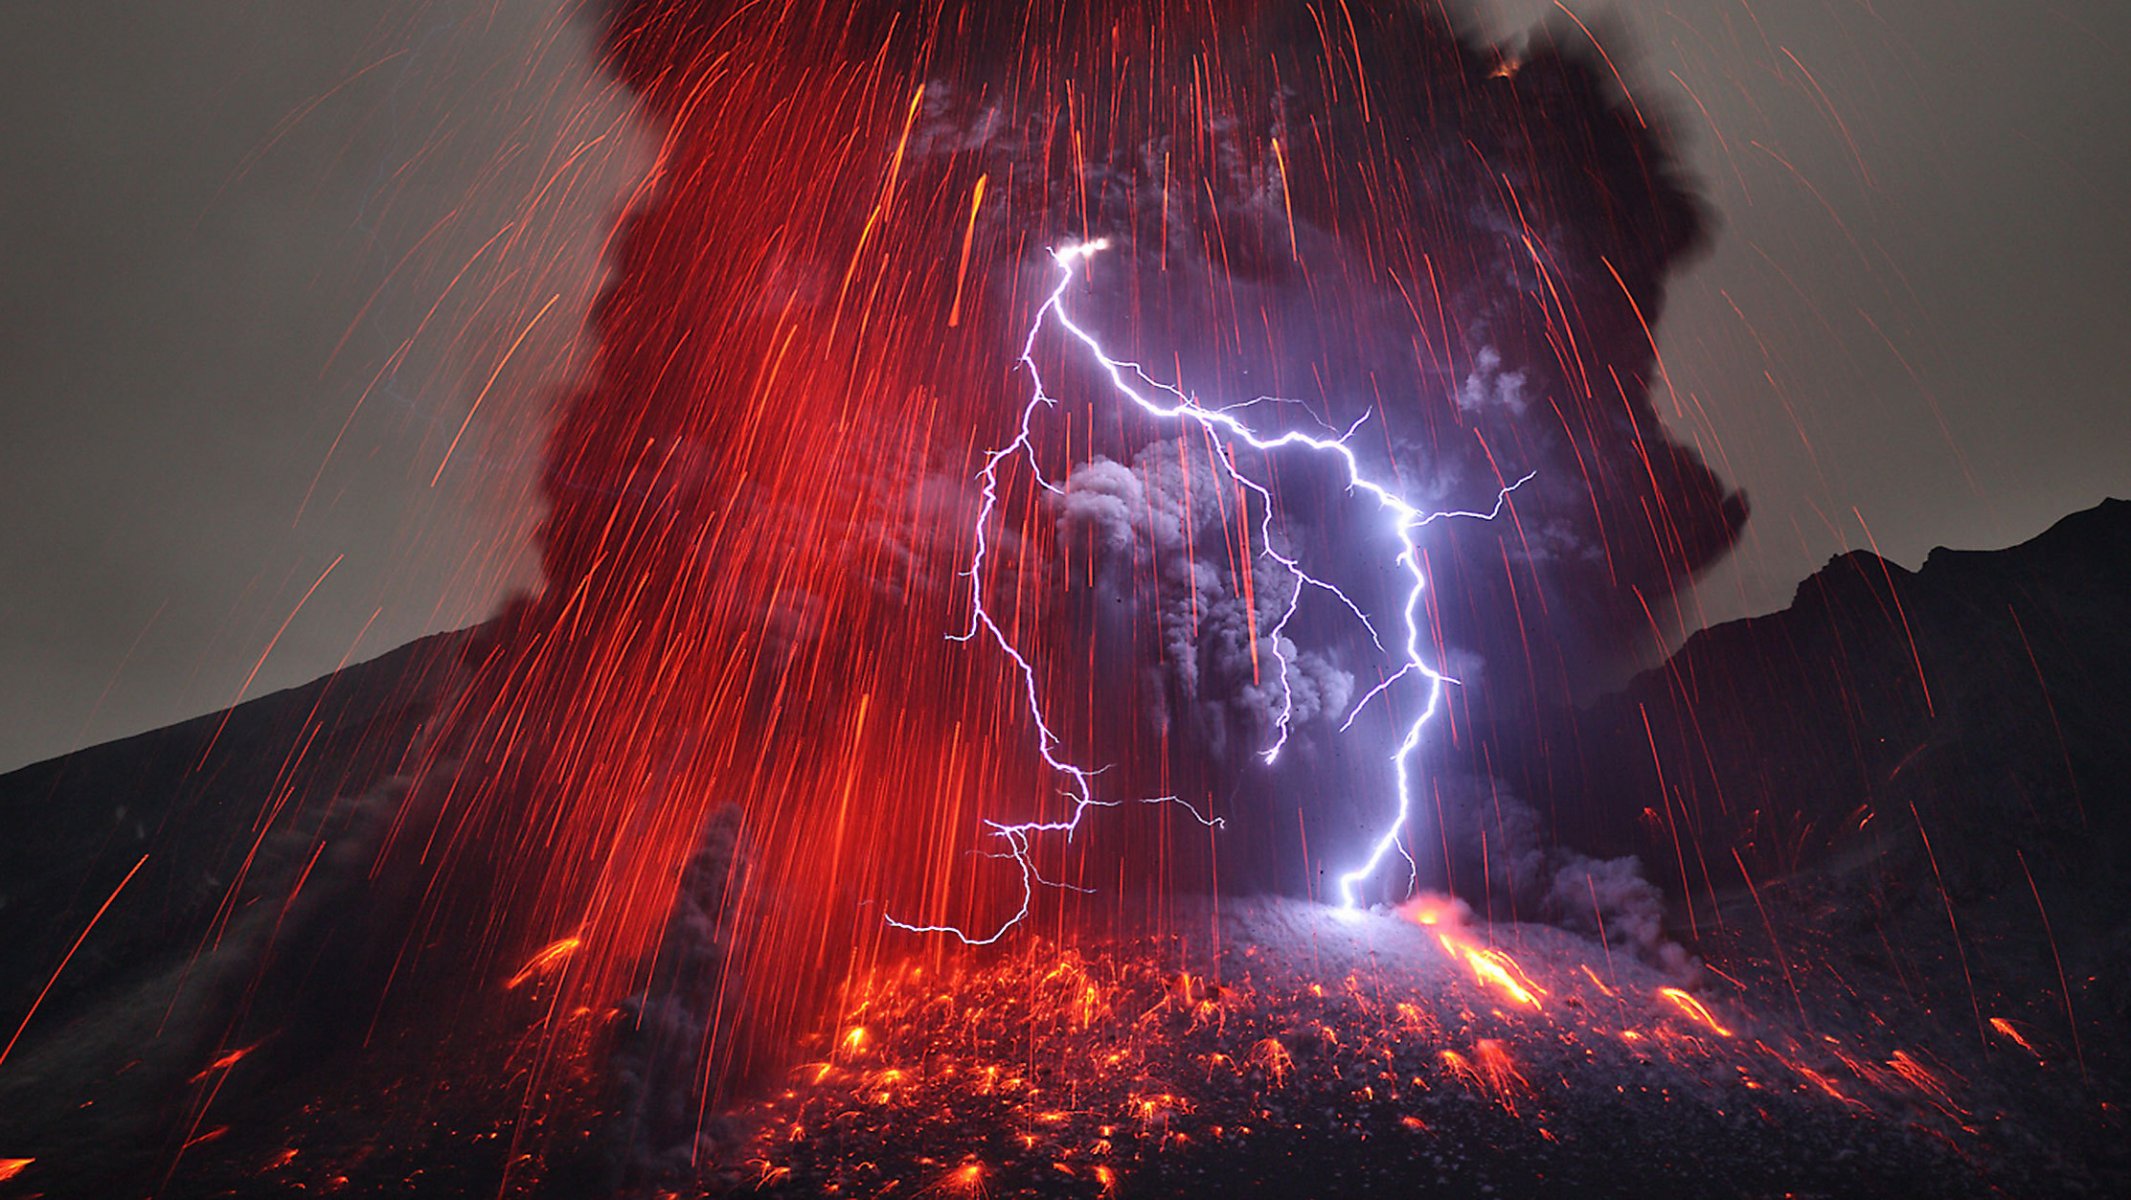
1425 768 1699 979
1055 442 1356 764
600 806 747 1187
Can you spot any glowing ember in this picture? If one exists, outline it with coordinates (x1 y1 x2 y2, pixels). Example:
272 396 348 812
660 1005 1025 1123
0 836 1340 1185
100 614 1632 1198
502 935 583 990
186 1042 259 1085
642 901 2013 1195
1397 894 1545 1010
1657 987 1734 1038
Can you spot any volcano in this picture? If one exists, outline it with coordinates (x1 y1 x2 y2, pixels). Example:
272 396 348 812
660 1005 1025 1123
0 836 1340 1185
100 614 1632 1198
1 501 2123 1198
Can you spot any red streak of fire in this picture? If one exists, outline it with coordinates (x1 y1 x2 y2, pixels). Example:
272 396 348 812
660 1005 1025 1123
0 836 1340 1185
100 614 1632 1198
1657 986 1734 1038
0 1160 32 1184
1988 1016 2043 1061
1 853 149 1070
188 1042 260 1085
1453 943 1546 1011
1441 1039 1529 1114
502 936 583 991
1395 895 1545 1009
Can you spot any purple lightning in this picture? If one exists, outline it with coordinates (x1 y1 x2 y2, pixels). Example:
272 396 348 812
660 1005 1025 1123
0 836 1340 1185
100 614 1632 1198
887 239 1531 943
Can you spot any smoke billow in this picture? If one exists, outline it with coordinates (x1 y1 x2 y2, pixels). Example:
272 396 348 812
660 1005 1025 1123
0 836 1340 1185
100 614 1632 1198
884 6 1747 910
1054 442 1357 766
600 807 747 1186
543 0 1746 1112
1425 769 1700 978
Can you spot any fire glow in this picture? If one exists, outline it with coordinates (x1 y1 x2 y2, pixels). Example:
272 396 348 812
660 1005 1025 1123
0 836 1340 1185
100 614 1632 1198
703 902 1998 1197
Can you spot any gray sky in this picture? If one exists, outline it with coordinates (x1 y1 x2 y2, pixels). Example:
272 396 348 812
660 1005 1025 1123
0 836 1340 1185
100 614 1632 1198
1472 0 2131 632
2 0 2126 772
0 1 647 771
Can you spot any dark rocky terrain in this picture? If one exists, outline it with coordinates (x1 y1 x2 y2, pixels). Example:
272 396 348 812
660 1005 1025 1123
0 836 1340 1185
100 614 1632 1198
1 499 2125 1197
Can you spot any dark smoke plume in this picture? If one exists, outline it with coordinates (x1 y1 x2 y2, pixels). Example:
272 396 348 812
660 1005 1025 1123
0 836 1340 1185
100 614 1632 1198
876 7 1748 899
543 0 1745 1118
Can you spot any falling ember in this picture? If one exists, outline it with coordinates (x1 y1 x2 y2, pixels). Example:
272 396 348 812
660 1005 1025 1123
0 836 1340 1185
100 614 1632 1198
0 1160 32 1184
1657 987 1735 1038
839 1026 872 1059
1990 1016 2045 1061
1398 894 1545 1010
939 1160 989 1196
1249 1037 1295 1086
1886 1051 1964 1116
1440 1040 1530 1114
186 1042 259 1085
1454 944 1546 1012
502 935 583 990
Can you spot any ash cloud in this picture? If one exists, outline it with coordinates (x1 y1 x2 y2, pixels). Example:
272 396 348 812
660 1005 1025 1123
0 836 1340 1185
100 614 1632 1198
1426 769 1699 978
587 0 1745 986
1054 443 1356 765
598 807 747 1188
899 5 1744 912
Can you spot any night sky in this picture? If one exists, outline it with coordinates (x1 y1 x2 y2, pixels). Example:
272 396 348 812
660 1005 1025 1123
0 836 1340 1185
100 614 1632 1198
2 0 2126 773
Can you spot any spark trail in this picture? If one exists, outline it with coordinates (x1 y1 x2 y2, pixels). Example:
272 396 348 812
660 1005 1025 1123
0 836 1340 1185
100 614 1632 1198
888 240 1530 943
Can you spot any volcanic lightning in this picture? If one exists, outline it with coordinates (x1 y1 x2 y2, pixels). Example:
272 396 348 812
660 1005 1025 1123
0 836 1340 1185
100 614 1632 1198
889 239 1533 942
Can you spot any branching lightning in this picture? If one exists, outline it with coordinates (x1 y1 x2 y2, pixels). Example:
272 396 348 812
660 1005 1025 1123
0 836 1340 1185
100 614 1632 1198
887 239 1530 942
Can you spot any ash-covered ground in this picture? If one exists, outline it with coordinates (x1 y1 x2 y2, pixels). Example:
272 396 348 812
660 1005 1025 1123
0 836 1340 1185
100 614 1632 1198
694 895 2112 1200
121 895 2119 1199
2 502 2126 1198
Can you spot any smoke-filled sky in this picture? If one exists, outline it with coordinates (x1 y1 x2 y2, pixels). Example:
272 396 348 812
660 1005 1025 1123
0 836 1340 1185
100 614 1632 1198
2 0 2126 773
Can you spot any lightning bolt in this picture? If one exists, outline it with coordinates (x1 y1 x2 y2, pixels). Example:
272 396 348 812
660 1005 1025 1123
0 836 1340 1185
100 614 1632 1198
887 239 1530 943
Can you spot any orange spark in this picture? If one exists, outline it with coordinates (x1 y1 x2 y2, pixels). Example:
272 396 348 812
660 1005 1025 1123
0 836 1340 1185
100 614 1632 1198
1441 1040 1528 1113
0 1160 32 1184
1989 1017 2043 1061
936 1161 988 1197
503 935 583 990
947 173 989 328
1450 941 1544 1011
1887 1051 1963 1115
1657 987 1734 1038
188 1042 260 1084
1397 895 1543 1008
1249 1037 1294 1087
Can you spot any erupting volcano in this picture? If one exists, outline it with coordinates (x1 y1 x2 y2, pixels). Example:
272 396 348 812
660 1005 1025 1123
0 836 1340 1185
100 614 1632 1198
0 2 2123 1198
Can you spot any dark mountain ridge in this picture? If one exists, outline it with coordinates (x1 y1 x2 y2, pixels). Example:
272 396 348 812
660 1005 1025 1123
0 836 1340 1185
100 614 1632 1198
1 500 2125 1194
